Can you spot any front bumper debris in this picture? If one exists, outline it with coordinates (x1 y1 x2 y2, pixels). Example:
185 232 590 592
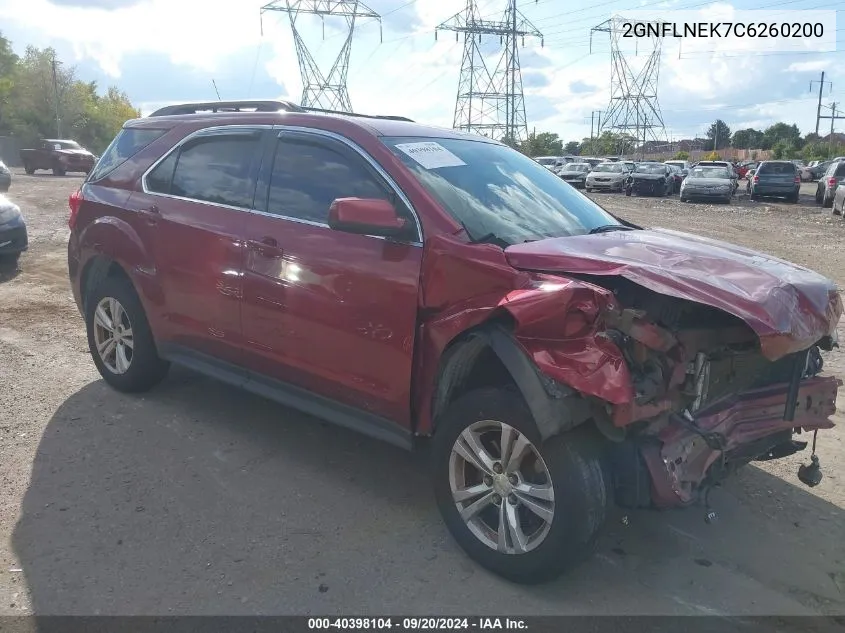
640 375 840 508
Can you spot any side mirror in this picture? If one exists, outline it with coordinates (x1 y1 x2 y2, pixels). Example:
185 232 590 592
328 197 407 238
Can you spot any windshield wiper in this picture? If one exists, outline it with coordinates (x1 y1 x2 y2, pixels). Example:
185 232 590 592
471 232 511 248
587 224 636 235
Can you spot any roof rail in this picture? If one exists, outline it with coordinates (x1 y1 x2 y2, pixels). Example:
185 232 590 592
300 106 414 122
148 100 304 117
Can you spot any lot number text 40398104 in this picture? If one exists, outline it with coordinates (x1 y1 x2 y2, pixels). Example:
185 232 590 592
307 617 528 630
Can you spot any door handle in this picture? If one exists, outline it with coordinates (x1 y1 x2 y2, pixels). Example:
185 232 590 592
249 236 282 258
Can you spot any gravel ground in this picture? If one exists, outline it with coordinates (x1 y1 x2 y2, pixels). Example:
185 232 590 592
1 169 844 617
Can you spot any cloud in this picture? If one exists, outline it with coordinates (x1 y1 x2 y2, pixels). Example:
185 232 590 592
48 0 141 7
786 60 829 73
568 80 594 94
522 71 550 89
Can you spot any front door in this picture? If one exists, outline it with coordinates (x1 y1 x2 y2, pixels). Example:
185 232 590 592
134 126 264 365
241 129 423 427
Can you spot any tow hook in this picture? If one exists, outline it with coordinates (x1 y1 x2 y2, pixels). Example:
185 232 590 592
797 430 823 488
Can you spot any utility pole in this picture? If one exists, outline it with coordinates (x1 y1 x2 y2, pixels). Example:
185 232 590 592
810 71 832 136
819 101 845 158
51 52 61 138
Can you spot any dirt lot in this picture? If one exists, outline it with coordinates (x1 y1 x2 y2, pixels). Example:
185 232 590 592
1 169 844 617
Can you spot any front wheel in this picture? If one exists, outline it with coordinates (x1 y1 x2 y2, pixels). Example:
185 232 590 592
432 388 608 584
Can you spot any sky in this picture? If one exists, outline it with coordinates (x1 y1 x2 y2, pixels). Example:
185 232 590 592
0 0 843 143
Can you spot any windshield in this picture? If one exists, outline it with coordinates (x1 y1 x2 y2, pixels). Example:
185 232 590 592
665 161 684 168
689 167 730 179
536 157 556 165
383 137 621 245
564 164 590 172
591 163 624 173
635 163 665 174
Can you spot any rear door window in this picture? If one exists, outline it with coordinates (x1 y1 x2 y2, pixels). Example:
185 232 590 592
835 162 845 177
168 132 262 208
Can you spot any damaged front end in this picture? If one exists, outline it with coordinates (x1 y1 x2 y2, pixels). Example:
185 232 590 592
593 279 840 509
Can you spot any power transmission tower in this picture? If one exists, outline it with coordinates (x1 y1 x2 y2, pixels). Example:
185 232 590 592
820 102 845 158
590 16 667 158
436 0 543 144
260 0 381 112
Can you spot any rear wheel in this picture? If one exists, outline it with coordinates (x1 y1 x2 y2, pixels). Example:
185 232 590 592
0 252 20 268
432 388 608 584
823 193 834 208
52 164 66 177
23 163 34 175
85 275 169 392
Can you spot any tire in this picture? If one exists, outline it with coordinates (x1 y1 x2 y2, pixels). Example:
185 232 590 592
432 387 608 584
822 193 833 209
85 275 169 393
52 165 66 177
815 188 823 204
23 163 34 175
0 252 20 268
585 187 592 193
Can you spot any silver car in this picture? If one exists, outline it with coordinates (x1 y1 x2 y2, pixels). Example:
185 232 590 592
833 183 845 216
584 162 629 192
680 165 734 203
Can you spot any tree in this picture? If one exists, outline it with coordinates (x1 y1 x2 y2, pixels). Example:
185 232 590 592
520 131 563 157
702 151 722 161
563 141 580 155
0 39 141 154
672 150 689 160
706 120 731 150
763 122 801 150
731 128 764 149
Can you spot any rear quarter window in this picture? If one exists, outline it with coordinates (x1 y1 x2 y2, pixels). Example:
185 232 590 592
835 163 845 177
88 127 168 182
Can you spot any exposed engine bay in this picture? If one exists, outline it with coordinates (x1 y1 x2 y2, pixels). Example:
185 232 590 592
581 276 840 509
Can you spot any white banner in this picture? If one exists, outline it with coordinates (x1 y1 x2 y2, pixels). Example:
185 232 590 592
613 10 836 53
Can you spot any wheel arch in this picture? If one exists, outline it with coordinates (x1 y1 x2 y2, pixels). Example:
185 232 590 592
430 321 593 442
79 255 133 314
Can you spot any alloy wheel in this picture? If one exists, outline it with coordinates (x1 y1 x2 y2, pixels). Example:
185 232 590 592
448 420 555 555
93 296 134 374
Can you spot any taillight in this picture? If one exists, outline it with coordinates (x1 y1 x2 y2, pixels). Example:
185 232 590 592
68 188 83 229
829 177 837 187
794 175 801 184
753 175 759 183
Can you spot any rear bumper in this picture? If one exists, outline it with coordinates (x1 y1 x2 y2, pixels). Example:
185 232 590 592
753 184 799 196
641 375 840 508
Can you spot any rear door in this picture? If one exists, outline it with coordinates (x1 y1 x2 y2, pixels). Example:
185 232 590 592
132 126 265 366
240 128 423 426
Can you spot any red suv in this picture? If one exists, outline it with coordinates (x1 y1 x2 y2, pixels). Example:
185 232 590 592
68 100 841 583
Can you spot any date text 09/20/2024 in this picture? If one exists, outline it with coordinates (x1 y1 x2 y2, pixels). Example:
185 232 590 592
307 618 527 630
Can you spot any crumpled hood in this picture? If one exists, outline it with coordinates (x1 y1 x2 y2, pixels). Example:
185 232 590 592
505 228 842 360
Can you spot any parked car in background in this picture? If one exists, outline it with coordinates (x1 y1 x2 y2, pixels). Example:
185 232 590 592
666 164 686 190
0 161 10 192
0 194 27 266
680 165 734 203
832 183 845 215
535 156 563 171
558 162 590 188
749 160 801 202
626 162 674 196
579 156 604 168
804 160 832 182
584 161 629 192
815 160 845 208
697 160 738 192
623 160 635 172
66 99 842 584
665 159 690 172
20 139 97 176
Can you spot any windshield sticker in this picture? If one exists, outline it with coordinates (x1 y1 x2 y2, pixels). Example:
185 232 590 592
395 142 467 169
